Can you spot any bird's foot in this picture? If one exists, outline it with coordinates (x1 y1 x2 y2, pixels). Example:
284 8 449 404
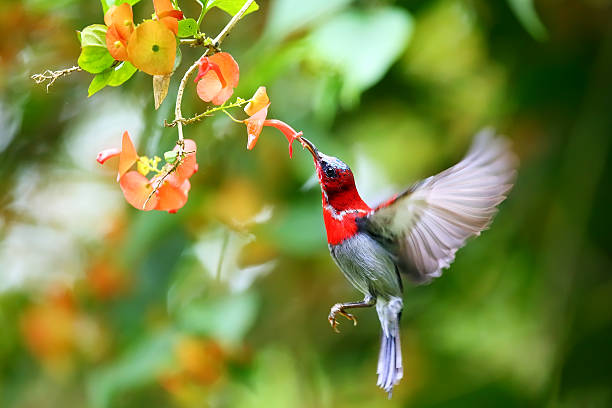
328 303 358 333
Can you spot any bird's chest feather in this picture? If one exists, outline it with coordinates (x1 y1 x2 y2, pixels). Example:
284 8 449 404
322 206 368 245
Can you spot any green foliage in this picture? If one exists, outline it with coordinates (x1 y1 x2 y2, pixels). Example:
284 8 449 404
78 24 115 74
100 0 141 14
177 18 198 38
309 7 413 106
88 62 138 96
507 0 548 40
203 0 259 17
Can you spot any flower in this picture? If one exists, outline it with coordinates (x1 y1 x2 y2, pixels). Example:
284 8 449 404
153 0 184 36
104 3 135 61
195 52 239 106
127 19 177 75
98 132 198 213
242 87 301 157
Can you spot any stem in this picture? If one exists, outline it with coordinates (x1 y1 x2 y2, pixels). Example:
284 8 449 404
166 98 250 127
173 0 255 153
196 0 206 27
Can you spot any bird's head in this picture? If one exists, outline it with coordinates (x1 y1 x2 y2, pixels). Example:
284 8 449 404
300 137 369 212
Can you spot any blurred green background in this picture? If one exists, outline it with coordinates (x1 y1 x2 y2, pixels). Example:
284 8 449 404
1 0 612 407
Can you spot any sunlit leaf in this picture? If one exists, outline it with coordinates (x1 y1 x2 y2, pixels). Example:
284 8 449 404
78 47 115 74
309 7 413 106
177 18 198 38
204 0 259 17
176 292 259 344
100 0 141 14
507 0 548 41
107 61 138 86
88 70 112 97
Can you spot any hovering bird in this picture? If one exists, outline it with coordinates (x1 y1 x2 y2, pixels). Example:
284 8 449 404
298 130 517 397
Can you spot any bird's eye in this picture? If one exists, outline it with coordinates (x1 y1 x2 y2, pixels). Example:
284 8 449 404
324 167 336 178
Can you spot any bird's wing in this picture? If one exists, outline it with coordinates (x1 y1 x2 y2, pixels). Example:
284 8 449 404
363 129 517 284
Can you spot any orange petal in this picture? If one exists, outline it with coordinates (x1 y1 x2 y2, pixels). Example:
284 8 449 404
119 171 159 211
155 176 189 212
208 52 239 89
244 86 269 116
106 25 129 61
153 0 174 15
160 16 178 36
173 139 198 183
118 131 139 181
211 85 234 106
127 20 176 76
245 105 269 150
196 71 222 102
104 5 116 27
109 3 134 41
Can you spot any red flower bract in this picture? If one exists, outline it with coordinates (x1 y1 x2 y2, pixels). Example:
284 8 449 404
196 53 239 106
242 87 301 157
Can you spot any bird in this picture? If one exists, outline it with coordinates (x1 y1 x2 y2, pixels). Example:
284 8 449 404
297 129 517 397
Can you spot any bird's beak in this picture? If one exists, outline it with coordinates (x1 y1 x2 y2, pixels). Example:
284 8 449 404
299 137 319 161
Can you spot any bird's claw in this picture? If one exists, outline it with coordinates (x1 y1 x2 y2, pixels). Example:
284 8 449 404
328 303 358 333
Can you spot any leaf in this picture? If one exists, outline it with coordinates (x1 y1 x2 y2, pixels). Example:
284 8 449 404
153 74 171 109
108 61 138 86
78 47 115 74
204 0 259 17
88 330 177 408
176 292 259 343
100 0 141 14
308 7 413 106
262 0 350 41
88 70 112 96
80 24 108 48
507 0 548 41
78 24 115 74
177 18 198 38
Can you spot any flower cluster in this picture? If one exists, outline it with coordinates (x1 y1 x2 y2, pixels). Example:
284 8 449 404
97 132 197 213
105 0 183 76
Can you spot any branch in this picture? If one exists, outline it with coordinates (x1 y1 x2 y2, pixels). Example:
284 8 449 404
31 66 82 92
173 0 255 150
165 98 250 127
145 0 255 209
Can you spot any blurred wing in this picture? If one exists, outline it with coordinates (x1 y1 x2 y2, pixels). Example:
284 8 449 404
364 129 518 284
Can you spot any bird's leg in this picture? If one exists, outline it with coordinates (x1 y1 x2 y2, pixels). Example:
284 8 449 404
328 295 376 333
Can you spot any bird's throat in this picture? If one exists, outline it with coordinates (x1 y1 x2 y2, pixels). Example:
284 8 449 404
321 189 370 245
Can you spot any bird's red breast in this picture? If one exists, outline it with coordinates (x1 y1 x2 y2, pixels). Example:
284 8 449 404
321 187 371 245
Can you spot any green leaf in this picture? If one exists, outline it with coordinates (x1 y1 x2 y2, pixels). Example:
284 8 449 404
204 0 259 17
308 7 413 106
78 25 114 74
507 0 548 41
100 0 141 14
78 47 115 74
177 18 198 38
108 62 138 86
88 70 112 97
80 24 108 48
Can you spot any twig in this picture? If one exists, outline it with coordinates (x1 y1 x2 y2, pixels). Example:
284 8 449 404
31 66 82 92
165 98 250 127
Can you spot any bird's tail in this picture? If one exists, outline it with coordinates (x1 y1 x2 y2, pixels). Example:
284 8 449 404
376 296 403 398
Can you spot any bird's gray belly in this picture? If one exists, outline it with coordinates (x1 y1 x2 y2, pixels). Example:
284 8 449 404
329 232 402 298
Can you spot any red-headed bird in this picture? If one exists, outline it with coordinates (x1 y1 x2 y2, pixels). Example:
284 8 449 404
298 129 517 397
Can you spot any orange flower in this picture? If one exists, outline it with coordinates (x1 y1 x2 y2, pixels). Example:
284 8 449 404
98 133 198 213
242 87 301 157
104 3 134 61
127 20 177 75
153 0 184 36
195 53 239 106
